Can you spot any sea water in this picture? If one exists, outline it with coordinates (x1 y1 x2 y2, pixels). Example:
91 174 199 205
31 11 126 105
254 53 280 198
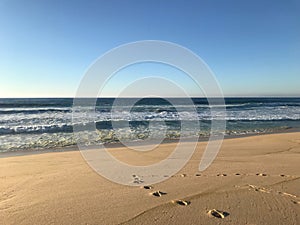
0 98 300 152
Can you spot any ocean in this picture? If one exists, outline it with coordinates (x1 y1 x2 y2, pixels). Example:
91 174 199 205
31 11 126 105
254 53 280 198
0 98 300 152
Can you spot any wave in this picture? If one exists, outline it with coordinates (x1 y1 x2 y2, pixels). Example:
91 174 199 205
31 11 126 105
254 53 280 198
1 116 300 136
0 124 295 152
1 98 300 152
0 107 71 115
0 124 73 135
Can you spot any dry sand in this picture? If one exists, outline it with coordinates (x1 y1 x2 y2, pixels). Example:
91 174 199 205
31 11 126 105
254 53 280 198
1 132 300 225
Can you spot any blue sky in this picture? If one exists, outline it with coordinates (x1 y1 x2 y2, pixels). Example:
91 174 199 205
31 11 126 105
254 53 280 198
0 0 299 97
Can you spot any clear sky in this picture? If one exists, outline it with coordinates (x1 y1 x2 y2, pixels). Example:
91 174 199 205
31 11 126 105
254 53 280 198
0 0 300 97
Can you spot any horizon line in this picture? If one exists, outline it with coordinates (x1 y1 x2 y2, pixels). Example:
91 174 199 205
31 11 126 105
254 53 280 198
1 96 300 99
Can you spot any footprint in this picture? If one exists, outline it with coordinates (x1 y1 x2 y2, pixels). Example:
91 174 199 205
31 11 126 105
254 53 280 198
142 185 153 190
172 200 190 206
235 173 241 176
292 200 300 205
207 209 229 219
258 188 270 193
256 173 267 177
281 192 297 198
195 174 201 177
217 174 227 177
151 191 167 197
180 174 187 177
132 175 144 184
248 184 270 193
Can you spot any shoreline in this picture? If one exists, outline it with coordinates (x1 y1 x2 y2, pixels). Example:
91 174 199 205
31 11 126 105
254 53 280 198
1 127 299 159
0 128 300 159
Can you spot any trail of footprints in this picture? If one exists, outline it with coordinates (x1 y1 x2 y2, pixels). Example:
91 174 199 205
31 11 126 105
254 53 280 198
244 184 300 205
134 172 297 182
172 172 297 178
137 171 299 219
140 183 228 219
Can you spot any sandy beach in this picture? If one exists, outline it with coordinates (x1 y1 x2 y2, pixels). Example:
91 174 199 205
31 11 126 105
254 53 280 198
1 132 300 225
2 0 300 224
